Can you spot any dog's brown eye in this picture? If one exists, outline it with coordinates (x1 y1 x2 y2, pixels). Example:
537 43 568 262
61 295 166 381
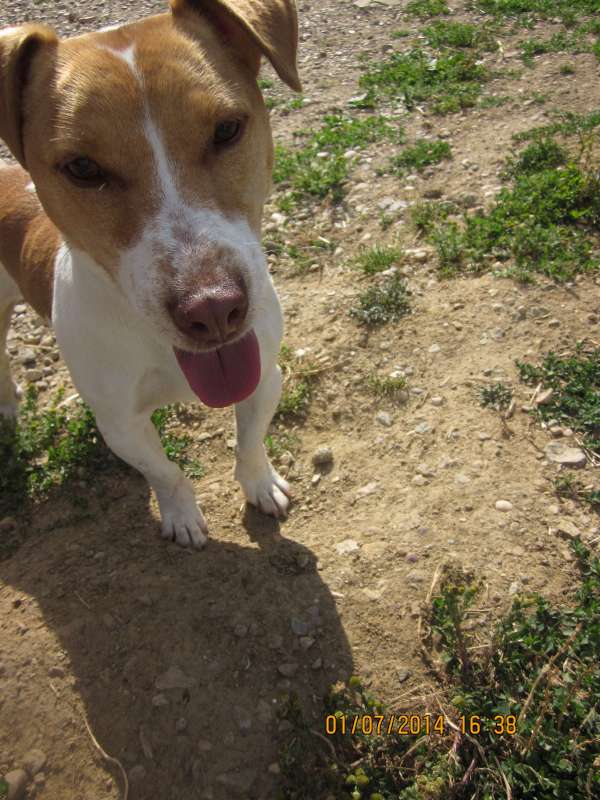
214 120 241 146
63 157 104 185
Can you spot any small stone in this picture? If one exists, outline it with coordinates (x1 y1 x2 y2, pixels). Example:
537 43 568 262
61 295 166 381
299 636 315 650
22 750 46 777
416 463 435 477
405 553 419 563
128 765 146 784
495 500 513 512
397 669 411 683
312 657 323 669
175 717 188 733
312 446 333 467
233 623 248 638
0 517 17 532
414 421 430 434
478 432 491 441
268 763 281 776
20 348 37 364
556 519 581 539
535 388 554 405
24 368 43 382
152 693 169 707
544 442 586 468
548 318 560 328
216 769 257 795
4 769 28 800
311 473 321 486
277 662 299 678
48 666 65 678
412 475 427 486
155 665 195 690
356 481 378 497
508 581 522 596
428 344 441 354
430 396 443 406
335 538 360 555
197 738 213 752
290 617 310 636
376 411 393 427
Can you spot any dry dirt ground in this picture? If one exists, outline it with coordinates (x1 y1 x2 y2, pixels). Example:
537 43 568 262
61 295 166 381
1 0 599 799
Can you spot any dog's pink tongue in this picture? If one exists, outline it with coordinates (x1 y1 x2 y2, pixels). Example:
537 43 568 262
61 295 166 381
174 330 261 408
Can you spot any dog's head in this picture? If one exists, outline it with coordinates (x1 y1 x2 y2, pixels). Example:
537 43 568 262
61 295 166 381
0 0 300 405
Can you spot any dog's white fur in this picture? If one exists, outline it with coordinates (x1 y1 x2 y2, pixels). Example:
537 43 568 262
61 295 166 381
0 0 301 548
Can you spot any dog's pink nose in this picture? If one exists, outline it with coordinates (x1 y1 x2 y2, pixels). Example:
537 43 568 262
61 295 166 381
169 284 249 347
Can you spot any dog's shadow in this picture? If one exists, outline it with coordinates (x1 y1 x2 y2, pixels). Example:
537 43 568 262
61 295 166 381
0 474 353 800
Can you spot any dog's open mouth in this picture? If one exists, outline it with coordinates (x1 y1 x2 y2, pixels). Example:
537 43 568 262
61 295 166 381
173 329 261 408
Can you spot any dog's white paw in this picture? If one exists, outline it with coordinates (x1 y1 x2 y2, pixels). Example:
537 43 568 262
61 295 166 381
156 481 208 549
235 460 292 519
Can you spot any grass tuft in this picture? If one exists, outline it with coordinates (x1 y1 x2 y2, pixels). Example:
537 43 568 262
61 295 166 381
358 48 489 114
391 139 452 173
352 244 402 274
517 344 600 455
349 273 412 327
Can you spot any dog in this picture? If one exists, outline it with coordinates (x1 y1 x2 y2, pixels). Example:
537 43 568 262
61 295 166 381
0 0 302 548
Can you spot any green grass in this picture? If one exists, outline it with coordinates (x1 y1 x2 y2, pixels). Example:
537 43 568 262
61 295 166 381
512 109 600 143
358 48 489 114
410 199 458 235
553 473 600 510
479 381 513 410
275 343 322 420
476 0 600 26
519 31 587 66
517 344 600 455
390 139 452 174
405 0 450 18
423 20 499 50
424 131 600 282
0 387 204 521
352 244 402 274
276 539 600 799
560 63 576 74
273 114 404 204
348 273 412 327
366 374 408 401
265 431 301 462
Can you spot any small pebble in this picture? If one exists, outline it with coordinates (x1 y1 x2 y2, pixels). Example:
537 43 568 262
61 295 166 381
495 500 513 512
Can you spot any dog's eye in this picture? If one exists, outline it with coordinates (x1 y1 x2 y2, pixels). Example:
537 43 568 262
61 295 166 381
62 157 105 185
214 120 242 146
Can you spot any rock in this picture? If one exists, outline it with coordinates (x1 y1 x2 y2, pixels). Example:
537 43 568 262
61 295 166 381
412 475 427 486
544 442 586 468
216 769 257 795
290 617 310 636
175 717 188 732
535 388 554 405
431 396 444 406
22 750 46 777
278 662 299 678
428 344 440 354
24 368 43 382
19 349 36 364
376 411 393 427
4 769 28 800
555 519 581 539
495 500 513 512
416 463 435 477
413 421 430 434
299 636 315 650
233 623 248 638
128 765 146 784
548 318 560 328
155 665 195 690
356 481 378 497
397 669 411 683
0 517 17 533
152 693 169 707
335 538 360 555
197 738 213 752
312 446 333 467
404 248 428 263
508 581 522 596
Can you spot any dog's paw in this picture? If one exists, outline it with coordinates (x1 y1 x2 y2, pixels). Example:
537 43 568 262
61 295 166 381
235 460 292 519
156 480 208 549
160 503 209 549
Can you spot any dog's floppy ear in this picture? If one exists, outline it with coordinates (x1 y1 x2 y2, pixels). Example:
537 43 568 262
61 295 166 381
170 0 302 92
0 24 58 168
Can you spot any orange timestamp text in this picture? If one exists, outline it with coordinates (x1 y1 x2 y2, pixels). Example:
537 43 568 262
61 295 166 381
324 714 517 737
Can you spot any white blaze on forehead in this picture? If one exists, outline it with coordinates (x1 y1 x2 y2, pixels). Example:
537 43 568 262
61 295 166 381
98 41 142 82
143 115 181 210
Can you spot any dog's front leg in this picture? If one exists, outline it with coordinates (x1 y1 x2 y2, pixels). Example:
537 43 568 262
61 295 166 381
95 411 208 549
234 363 292 518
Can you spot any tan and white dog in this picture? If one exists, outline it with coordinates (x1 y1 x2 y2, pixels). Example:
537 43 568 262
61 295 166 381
0 0 302 548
